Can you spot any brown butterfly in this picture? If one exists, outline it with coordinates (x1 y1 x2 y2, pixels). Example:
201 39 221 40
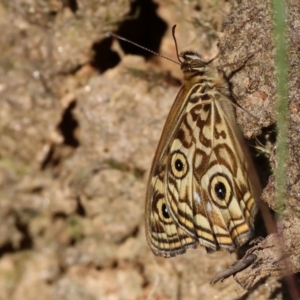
108 28 261 258
145 48 262 257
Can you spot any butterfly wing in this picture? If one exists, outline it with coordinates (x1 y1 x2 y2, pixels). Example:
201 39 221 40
165 87 259 252
145 85 201 257
146 84 260 257
145 51 261 257
146 157 198 257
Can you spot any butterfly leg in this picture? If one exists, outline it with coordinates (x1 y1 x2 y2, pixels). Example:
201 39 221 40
210 253 257 285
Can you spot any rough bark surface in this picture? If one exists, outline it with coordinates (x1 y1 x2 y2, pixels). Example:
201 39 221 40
0 0 299 299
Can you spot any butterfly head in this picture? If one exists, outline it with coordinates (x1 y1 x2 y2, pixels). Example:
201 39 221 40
180 51 210 72
179 51 219 86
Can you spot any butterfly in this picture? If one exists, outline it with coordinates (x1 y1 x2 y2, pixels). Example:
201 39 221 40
145 49 262 258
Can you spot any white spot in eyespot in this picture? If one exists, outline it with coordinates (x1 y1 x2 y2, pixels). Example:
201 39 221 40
32 70 40 79
206 202 212 213
84 85 91 92
194 192 201 204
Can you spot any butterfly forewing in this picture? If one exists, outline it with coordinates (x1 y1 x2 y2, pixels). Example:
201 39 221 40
145 51 261 257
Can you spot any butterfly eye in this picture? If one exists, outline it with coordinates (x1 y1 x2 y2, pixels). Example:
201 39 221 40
170 151 189 179
209 173 233 208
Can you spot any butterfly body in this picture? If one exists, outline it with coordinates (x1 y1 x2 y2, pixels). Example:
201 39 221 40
145 51 261 258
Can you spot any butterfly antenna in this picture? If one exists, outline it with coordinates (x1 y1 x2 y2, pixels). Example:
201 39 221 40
171 25 183 64
107 32 180 65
